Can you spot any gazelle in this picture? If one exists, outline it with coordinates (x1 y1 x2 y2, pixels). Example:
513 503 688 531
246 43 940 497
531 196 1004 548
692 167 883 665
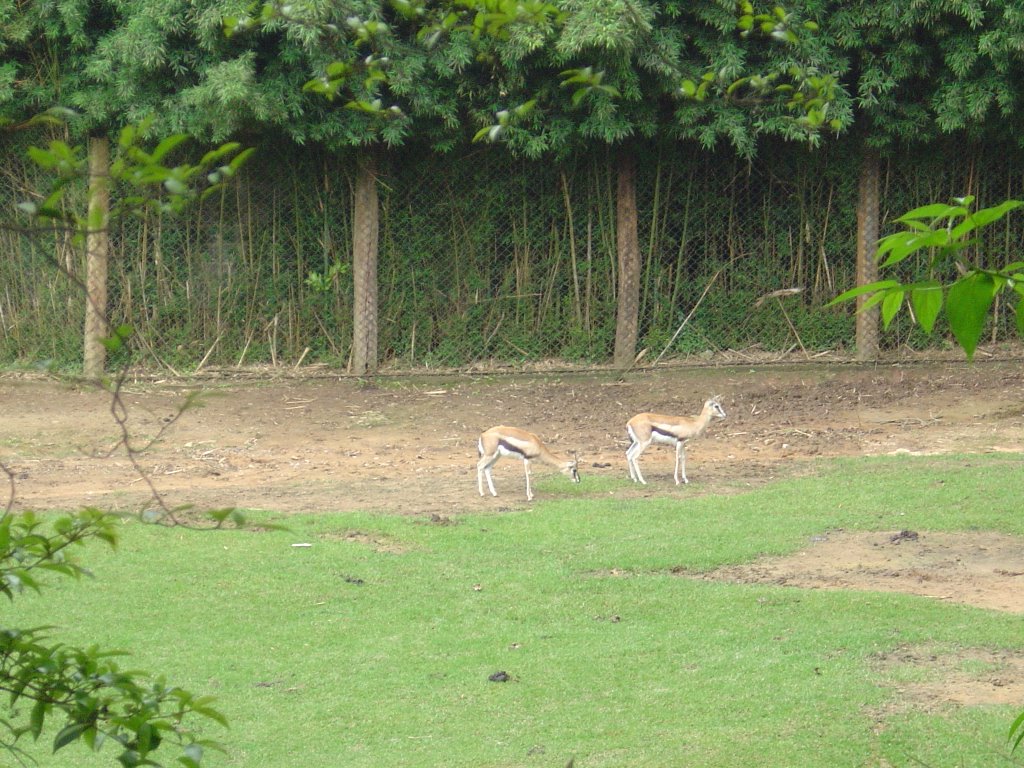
477 426 580 501
625 397 726 485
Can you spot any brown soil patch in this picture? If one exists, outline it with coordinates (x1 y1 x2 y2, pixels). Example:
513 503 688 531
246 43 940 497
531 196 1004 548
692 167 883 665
696 530 1024 614
871 645 1024 712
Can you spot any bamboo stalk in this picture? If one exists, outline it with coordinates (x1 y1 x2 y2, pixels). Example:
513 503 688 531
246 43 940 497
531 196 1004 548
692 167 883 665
640 155 661 323
813 182 835 299
585 209 593 333
670 167 695 308
195 334 223 373
236 330 254 368
560 170 583 325
268 314 279 367
653 268 722 365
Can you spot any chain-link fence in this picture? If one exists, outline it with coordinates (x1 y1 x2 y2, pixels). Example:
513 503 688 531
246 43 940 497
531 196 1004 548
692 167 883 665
2 135 1023 372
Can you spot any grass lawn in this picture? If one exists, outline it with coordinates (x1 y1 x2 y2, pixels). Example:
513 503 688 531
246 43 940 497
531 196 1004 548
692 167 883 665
13 453 1024 767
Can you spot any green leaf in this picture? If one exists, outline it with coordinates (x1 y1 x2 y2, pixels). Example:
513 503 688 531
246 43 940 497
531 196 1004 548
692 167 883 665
118 124 138 151
117 748 142 767
859 289 890 314
53 722 89 752
192 702 229 728
946 272 995 360
164 178 189 195
178 743 203 768
1010 709 1024 751
150 135 188 163
950 199 1024 239
472 125 501 142
100 334 124 354
826 279 900 307
726 77 749 96
878 230 949 268
895 202 968 223
881 289 904 329
30 699 46 740
513 100 536 118
1016 297 1024 339
909 282 943 334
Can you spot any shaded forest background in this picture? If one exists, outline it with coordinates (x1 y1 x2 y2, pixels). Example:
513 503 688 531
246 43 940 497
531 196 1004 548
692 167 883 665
3 134 1022 372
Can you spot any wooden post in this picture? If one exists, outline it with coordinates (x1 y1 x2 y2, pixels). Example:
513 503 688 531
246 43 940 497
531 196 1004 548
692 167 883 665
83 136 111 379
613 149 641 368
351 150 379 375
856 147 881 361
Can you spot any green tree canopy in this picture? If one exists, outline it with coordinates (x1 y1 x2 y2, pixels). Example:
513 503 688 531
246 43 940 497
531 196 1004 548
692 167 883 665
828 0 1024 146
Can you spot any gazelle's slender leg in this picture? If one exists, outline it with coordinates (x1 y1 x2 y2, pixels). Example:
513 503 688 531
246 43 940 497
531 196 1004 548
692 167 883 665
627 442 647 485
477 453 499 497
674 442 689 485
625 425 648 484
523 459 533 501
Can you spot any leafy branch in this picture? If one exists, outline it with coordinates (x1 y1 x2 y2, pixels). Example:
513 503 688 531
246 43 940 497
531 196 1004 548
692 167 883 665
0 115 269 764
829 196 1024 359
18 119 252 230
680 3 843 136
0 498 229 766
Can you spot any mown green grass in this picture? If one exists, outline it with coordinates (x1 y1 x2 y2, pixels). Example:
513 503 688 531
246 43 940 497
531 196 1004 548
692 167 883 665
14 453 1024 767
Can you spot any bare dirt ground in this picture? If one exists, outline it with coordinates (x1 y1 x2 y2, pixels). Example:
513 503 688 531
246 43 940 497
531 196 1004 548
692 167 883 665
2 357 1024 710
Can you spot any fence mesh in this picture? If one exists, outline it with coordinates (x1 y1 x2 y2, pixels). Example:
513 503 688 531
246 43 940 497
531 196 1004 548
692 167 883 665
1 135 1023 373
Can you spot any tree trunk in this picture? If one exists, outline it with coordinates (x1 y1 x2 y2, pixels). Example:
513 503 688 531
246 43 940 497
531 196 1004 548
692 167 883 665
613 149 641 368
351 151 379 375
855 147 881 361
83 136 111 379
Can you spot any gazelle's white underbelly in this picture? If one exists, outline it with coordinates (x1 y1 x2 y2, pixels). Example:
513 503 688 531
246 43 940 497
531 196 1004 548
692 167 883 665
649 432 681 446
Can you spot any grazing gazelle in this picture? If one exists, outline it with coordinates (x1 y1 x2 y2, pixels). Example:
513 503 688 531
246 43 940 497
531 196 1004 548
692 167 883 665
477 426 580 501
625 397 726 485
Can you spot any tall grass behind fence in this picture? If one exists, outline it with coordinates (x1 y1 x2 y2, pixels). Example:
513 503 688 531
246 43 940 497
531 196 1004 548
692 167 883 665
1 136 1022 372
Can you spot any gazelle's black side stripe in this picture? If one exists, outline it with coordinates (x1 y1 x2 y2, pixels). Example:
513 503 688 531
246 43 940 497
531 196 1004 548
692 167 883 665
498 438 527 457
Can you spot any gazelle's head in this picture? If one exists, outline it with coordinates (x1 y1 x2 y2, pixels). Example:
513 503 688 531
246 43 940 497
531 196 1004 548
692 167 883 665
706 396 727 420
565 453 581 484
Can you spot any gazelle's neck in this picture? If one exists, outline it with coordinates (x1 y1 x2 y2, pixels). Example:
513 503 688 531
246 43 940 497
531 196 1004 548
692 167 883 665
692 405 716 435
537 444 571 469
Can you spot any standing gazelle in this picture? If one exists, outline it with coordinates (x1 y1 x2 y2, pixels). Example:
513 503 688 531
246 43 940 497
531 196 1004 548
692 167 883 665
477 426 580 501
626 397 726 485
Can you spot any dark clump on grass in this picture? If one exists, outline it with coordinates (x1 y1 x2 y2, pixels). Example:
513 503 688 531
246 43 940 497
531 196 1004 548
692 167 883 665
890 529 919 543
